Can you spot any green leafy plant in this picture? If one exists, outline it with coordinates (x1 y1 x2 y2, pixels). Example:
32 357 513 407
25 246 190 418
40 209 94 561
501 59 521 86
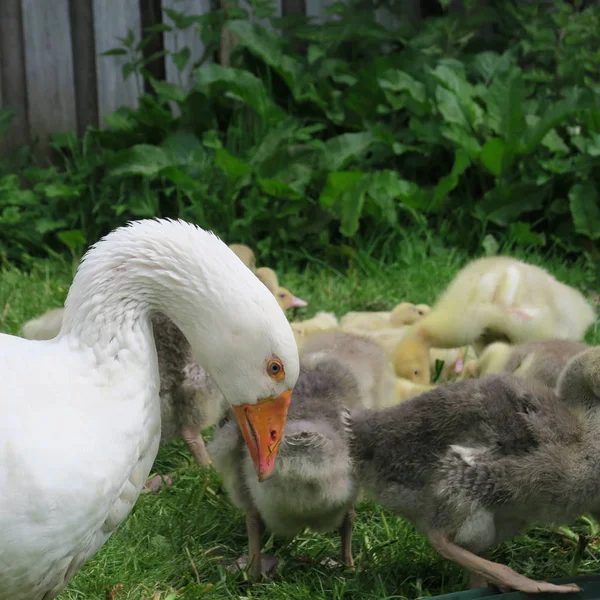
1 0 599 265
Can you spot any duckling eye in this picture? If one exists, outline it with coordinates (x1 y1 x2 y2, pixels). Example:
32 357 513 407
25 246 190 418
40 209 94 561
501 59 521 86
267 359 285 380
278 293 285 298
413 369 420 376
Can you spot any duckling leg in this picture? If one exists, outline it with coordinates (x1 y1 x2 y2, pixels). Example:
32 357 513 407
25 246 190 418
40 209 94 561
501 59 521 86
339 507 355 568
428 532 580 594
181 425 212 466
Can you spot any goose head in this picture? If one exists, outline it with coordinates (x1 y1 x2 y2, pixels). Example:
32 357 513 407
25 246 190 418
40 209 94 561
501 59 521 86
62 219 300 482
179 249 300 482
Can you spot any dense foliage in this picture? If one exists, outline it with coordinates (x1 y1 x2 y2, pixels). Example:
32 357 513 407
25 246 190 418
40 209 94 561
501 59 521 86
1 0 599 265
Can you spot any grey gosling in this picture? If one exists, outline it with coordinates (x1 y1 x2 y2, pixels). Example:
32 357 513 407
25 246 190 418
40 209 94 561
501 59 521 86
208 355 360 581
349 346 600 594
462 340 588 389
145 312 227 490
300 330 397 408
154 313 227 452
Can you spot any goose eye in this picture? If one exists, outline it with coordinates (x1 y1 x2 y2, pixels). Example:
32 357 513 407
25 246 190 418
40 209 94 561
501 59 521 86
278 293 285 298
267 359 284 380
413 369 419 376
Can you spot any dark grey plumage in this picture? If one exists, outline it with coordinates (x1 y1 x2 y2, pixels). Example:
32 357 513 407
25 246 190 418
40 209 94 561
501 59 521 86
350 346 600 594
300 330 397 409
152 312 227 469
504 340 588 388
208 356 361 580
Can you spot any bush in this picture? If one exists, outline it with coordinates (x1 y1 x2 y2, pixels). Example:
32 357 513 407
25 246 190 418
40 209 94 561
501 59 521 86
1 0 600 264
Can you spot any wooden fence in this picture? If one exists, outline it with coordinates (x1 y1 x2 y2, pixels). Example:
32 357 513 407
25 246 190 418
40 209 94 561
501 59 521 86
0 0 440 160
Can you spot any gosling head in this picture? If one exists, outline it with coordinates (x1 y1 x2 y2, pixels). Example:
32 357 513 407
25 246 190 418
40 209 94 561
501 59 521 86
276 287 308 310
393 333 431 384
390 302 431 327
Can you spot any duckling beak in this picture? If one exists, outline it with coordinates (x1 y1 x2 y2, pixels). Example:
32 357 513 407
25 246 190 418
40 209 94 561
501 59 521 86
233 390 292 482
290 296 308 308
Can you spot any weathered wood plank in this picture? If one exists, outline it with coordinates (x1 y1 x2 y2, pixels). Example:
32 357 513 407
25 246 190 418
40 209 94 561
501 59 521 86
21 0 77 158
281 0 305 15
162 0 211 88
70 0 99 134
141 0 166 94
0 0 30 156
92 0 142 124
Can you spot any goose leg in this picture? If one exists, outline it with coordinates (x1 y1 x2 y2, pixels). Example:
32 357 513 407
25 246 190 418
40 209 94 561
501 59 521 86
339 507 355 568
428 532 580 594
181 425 212 466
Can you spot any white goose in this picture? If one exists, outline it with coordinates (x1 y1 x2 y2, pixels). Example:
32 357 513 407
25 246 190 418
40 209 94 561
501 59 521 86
0 219 300 600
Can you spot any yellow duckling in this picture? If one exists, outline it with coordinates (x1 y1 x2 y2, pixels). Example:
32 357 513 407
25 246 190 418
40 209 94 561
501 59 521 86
228 243 256 271
343 326 410 361
255 267 308 310
394 256 596 384
340 302 430 331
291 311 339 349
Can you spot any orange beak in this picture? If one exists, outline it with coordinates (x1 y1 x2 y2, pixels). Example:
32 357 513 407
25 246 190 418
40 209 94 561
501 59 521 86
232 390 292 482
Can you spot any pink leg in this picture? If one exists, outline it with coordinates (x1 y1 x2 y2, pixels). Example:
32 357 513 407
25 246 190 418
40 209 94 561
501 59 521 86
142 474 173 493
181 426 212 466
428 532 580 594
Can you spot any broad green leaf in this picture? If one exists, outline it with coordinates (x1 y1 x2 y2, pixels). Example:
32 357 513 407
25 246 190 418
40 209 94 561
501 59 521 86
58 229 86 250
194 64 285 124
475 182 546 226
226 20 304 98
440 125 481 158
436 87 469 129
215 148 251 181
151 79 187 103
257 178 303 200
340 177 370 237
108 144 171 177
319 171 365 209
522 93 580 154
479 138 505 176
323 133 376 171
540 129 569 154
35 218 68 235
365 171 415 226
160 166 201 193
500 70 526 160
432 63 483 127
378 70 426 104
171 47 191 72
39 183 81 198
161 131 204 164
509 222 546 247
472 51 515 83
432 149 470 211
569 182 600 240
480 67 525 152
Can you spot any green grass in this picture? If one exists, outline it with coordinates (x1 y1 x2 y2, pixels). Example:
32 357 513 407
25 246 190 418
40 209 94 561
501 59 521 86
1 239 600 600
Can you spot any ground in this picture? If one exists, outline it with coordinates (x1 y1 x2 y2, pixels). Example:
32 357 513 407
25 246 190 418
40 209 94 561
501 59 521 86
2 239 599 600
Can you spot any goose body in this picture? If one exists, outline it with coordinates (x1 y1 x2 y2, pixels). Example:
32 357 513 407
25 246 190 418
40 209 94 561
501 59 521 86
1 219 299 600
